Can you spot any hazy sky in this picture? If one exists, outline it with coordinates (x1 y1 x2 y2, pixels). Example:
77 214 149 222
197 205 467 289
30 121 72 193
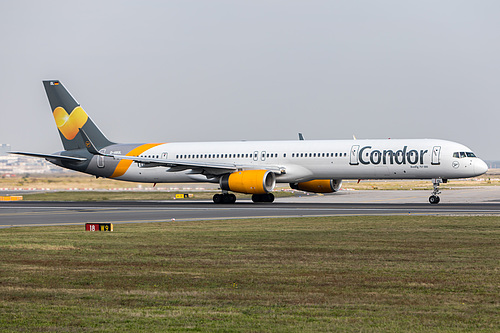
1 1 499 159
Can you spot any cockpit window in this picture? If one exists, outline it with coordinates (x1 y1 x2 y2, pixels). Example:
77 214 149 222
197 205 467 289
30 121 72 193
453 151 477 158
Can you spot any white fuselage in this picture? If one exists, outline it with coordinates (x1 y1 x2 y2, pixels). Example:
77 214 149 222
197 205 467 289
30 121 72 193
105 138 487 184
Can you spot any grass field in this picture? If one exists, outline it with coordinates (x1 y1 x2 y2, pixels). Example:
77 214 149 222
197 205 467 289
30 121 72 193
2 172 499 202
0 216 498 332
1 172 498 191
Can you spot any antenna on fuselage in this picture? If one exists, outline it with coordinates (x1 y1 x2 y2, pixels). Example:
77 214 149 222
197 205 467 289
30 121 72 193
298 133 305 140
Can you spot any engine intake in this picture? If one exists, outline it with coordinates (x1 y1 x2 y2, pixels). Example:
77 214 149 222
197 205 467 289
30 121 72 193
220 170 276 194
290 179 342 193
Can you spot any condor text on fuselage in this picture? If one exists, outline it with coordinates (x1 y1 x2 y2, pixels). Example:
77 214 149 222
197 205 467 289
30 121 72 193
354 146 428 166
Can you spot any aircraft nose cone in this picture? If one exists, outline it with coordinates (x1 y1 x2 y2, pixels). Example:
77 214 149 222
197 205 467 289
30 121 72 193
475 159 488 175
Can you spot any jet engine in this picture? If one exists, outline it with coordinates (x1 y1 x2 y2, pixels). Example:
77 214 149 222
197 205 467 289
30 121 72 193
290 179 342 193
220 170 276 194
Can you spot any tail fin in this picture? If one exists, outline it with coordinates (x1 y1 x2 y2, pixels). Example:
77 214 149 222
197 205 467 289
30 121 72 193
43 80 114 150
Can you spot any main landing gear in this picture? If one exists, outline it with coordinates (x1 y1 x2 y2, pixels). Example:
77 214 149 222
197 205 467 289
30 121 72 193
213 193 236 204
212 192 275 204
429 178 446 204
251 193 275 203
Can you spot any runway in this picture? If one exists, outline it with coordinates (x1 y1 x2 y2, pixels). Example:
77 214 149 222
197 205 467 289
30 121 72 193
1 188 500 228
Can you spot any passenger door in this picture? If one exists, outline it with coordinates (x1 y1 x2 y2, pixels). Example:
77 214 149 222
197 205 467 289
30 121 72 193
431 146 441 165
97 149 105 168
350 145 360 165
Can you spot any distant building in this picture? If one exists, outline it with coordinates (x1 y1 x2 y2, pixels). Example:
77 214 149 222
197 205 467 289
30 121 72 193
485 161 500 169
0 153 71 175
0 144 11 156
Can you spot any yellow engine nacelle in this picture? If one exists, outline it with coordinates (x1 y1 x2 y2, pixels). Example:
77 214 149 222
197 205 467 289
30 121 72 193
220 170 276 194
290 179 342 193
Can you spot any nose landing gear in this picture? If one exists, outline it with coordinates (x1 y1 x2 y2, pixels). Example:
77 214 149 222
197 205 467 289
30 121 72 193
429 178 446 204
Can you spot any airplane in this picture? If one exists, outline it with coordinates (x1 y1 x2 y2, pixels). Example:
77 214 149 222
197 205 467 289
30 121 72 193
10 80 488 204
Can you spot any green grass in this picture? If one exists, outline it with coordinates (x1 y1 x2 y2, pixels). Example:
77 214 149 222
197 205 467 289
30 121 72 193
0 216 498 332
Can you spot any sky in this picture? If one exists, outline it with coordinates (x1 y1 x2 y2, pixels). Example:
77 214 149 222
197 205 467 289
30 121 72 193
1 1 499 159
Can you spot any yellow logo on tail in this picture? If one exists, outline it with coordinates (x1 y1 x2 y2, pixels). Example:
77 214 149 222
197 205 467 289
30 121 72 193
53 106 89 140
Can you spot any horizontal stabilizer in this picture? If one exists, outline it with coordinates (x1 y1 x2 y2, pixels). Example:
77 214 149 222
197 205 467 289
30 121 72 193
9 151 87 162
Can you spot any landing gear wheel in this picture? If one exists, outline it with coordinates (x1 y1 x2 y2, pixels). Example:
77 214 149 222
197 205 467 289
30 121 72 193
213 193 236 204
251 193 275 203
227 193 236 204
429 195 440 204
213 194 222 204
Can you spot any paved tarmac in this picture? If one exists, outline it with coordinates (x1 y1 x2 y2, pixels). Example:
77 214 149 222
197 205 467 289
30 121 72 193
1 187 499 228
